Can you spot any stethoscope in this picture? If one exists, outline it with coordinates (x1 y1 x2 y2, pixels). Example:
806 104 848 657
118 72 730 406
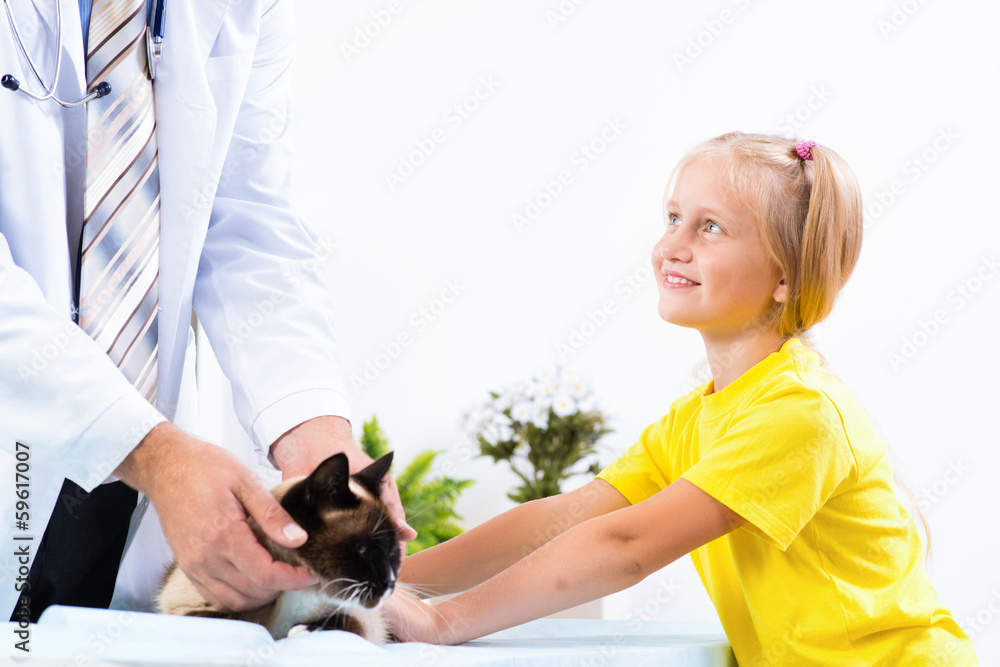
1 0 165 107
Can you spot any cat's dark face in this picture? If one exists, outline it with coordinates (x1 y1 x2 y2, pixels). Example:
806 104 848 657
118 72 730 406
279 453 402 609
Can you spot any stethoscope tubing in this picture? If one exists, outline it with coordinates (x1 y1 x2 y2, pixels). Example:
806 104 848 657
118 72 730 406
1 0 163 107
2 0 67 102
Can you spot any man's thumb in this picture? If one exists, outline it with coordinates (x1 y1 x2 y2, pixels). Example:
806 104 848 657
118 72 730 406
236 477 307 548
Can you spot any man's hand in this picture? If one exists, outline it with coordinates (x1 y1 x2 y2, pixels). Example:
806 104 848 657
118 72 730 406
115 422 318 612
269 416 417 553
269 416 368 480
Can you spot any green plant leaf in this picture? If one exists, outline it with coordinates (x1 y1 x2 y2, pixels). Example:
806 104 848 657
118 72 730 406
361 416 474 554
397 450 438 491
359 416 390 460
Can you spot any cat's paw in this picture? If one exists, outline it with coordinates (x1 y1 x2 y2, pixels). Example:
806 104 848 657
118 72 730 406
287 624 313 638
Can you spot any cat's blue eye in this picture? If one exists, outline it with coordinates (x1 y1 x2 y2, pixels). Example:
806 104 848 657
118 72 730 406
357 545 367 555
706 221 723 234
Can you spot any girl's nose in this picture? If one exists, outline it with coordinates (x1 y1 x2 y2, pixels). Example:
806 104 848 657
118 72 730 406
652 229 692 265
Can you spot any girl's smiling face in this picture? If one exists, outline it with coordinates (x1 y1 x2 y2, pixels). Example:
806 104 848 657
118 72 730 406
651 155 788 340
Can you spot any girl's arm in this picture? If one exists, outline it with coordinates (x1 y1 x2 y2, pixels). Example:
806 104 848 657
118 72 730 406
387 479 744 644
400 478 630 597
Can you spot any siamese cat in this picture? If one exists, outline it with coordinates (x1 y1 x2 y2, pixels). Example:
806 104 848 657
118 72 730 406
157 452 402 643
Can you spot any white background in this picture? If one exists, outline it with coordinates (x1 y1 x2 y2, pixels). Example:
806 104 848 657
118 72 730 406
197 0 1000 661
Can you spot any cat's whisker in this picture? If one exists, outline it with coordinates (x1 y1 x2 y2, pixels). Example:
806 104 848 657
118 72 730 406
395 582 433 597
334 581 362 601
343 581 374 607
396 581 450 599
345 585 365 608
372 508 387 535
320 577 359 597
395 502 443 525
429 603 464 642
318 605 344 631
319 578 353 592
324 577 357 587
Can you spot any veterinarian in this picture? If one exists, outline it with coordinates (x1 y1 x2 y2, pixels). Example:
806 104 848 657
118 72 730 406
0 0 415 622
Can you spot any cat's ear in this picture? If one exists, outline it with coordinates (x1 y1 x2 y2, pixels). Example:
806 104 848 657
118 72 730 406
352 452 394 497
305 452 357 508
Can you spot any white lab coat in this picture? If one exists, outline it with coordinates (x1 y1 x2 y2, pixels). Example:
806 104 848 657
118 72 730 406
0 0 351 618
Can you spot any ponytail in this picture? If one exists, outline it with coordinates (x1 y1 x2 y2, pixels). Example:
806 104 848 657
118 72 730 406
787 143 863 336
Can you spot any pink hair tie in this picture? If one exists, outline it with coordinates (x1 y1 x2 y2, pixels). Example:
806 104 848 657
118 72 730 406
795 139 817 161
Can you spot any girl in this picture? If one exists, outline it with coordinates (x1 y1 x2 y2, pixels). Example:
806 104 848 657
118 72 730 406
384 132 979 665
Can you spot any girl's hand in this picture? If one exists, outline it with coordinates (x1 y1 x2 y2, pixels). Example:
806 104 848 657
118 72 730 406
384 589 456 645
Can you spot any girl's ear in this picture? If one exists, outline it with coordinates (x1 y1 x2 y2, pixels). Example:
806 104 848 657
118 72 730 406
773 277 789 303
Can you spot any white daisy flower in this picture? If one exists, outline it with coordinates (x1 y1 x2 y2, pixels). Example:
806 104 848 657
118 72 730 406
531 382 557 400
532 368 556 384
551 393 577 418
530 407 550 429
532 394 553 413
510 401 534 423
491 412 513 427
497 422 515 442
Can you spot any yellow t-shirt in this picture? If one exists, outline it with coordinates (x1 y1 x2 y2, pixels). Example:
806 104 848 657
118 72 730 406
597 339 977 666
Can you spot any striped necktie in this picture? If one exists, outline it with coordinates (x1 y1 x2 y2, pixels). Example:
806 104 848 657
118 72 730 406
78 0 159 404
24 1 158 619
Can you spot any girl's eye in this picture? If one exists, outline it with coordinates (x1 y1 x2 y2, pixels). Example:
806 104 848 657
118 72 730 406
706 221 723 234
666 213 681 227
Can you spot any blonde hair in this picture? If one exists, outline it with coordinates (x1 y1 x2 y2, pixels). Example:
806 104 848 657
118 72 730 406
664 132 863 338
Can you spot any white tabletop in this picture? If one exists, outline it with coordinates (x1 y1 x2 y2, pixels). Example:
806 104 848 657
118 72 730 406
4 605 736 666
